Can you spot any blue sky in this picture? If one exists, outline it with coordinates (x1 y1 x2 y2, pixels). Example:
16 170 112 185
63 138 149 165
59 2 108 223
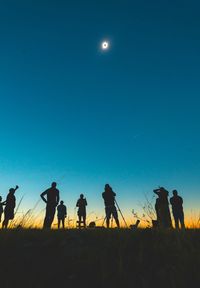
0 1 200 224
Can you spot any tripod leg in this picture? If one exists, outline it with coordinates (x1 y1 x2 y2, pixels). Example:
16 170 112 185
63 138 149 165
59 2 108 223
115 200 128 228
102 216 106 227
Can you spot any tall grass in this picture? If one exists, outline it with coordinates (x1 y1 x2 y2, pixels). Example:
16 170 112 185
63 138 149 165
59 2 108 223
1 195 200 229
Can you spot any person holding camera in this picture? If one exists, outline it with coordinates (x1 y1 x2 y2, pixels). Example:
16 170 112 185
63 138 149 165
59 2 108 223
102 184 120 228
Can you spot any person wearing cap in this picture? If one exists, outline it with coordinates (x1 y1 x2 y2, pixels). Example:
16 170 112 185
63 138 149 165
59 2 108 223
170 190 185 229
76 194 87 228
102 184 120 228
40 182 60 229
57 200 67 229
153 187 172 228
2 185 19 228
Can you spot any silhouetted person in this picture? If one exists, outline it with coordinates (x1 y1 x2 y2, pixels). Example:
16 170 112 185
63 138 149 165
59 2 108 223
170 190 185 229
76 194 87 228
155 196 162 226
57 200 67 229
154 187 172 228
0 196 5 223
102 184 120 228
2 185 19 228
40 182 60 229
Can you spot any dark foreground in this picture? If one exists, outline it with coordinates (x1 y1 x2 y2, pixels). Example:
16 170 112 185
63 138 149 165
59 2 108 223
0 229 200 288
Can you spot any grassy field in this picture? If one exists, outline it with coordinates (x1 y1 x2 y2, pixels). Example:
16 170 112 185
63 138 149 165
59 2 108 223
0 229 200 288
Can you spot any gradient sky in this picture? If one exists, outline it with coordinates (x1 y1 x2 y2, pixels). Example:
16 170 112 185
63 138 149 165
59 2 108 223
0 0 200 226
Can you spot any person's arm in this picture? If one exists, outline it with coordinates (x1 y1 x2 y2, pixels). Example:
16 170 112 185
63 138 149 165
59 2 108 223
112 190 116 197
76 200 79 207
85 199 87 206
153 189 160 196
13 196 16 209
64 206 67 217
14 185 19 192
56 190 60 206
40 190 47 203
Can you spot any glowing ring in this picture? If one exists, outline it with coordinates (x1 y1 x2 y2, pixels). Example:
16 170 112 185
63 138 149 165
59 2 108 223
102 41 109 50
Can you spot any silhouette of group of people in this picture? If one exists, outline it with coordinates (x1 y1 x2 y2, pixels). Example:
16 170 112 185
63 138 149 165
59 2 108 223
154 187 185 229
0 182 185 229
39 182 118 229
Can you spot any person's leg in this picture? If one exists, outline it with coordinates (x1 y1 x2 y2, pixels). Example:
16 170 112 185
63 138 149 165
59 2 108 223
180 212 185 229
43 206 50 228
105 207 111 228
58 219 61 229
83 214 86 228
78 215 81 228
173 214 179 229
62 218 65 229
3 218 9 229
163 206 172 228
48 206 56 228
112 206 120 228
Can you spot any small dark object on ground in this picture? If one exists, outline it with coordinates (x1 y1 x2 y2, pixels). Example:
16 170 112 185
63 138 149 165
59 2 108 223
130 220 140 229
88 221 96 228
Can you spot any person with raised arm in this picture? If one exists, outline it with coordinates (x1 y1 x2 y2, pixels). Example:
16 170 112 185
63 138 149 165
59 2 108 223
2 185 19 229
153 187 172 228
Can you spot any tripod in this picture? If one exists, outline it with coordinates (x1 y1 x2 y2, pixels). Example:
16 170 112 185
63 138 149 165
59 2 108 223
102 200 128 228
115 200 128 228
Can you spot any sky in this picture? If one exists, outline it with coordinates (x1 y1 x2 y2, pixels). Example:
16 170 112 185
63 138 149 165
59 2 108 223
0 0 200 227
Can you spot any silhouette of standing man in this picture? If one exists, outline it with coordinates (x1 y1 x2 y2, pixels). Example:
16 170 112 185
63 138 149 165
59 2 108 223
102 184 120 228
2 185 19 228
76 194 87 228
57 200 67 229
170 190 185 229
41 182 60 229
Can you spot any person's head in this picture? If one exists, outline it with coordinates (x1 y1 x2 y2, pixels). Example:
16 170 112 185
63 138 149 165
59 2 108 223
80 194 84 199
60 200 64 205
9 188 15 194
105 184 111 192
51 182 57 188
0 196 2 202
173 190 178 196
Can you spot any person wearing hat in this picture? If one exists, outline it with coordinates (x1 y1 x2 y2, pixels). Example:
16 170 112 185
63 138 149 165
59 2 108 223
76 194 87 228
2 185 19 228
153 187 172 228
170 190 185 229
102 184 120 228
